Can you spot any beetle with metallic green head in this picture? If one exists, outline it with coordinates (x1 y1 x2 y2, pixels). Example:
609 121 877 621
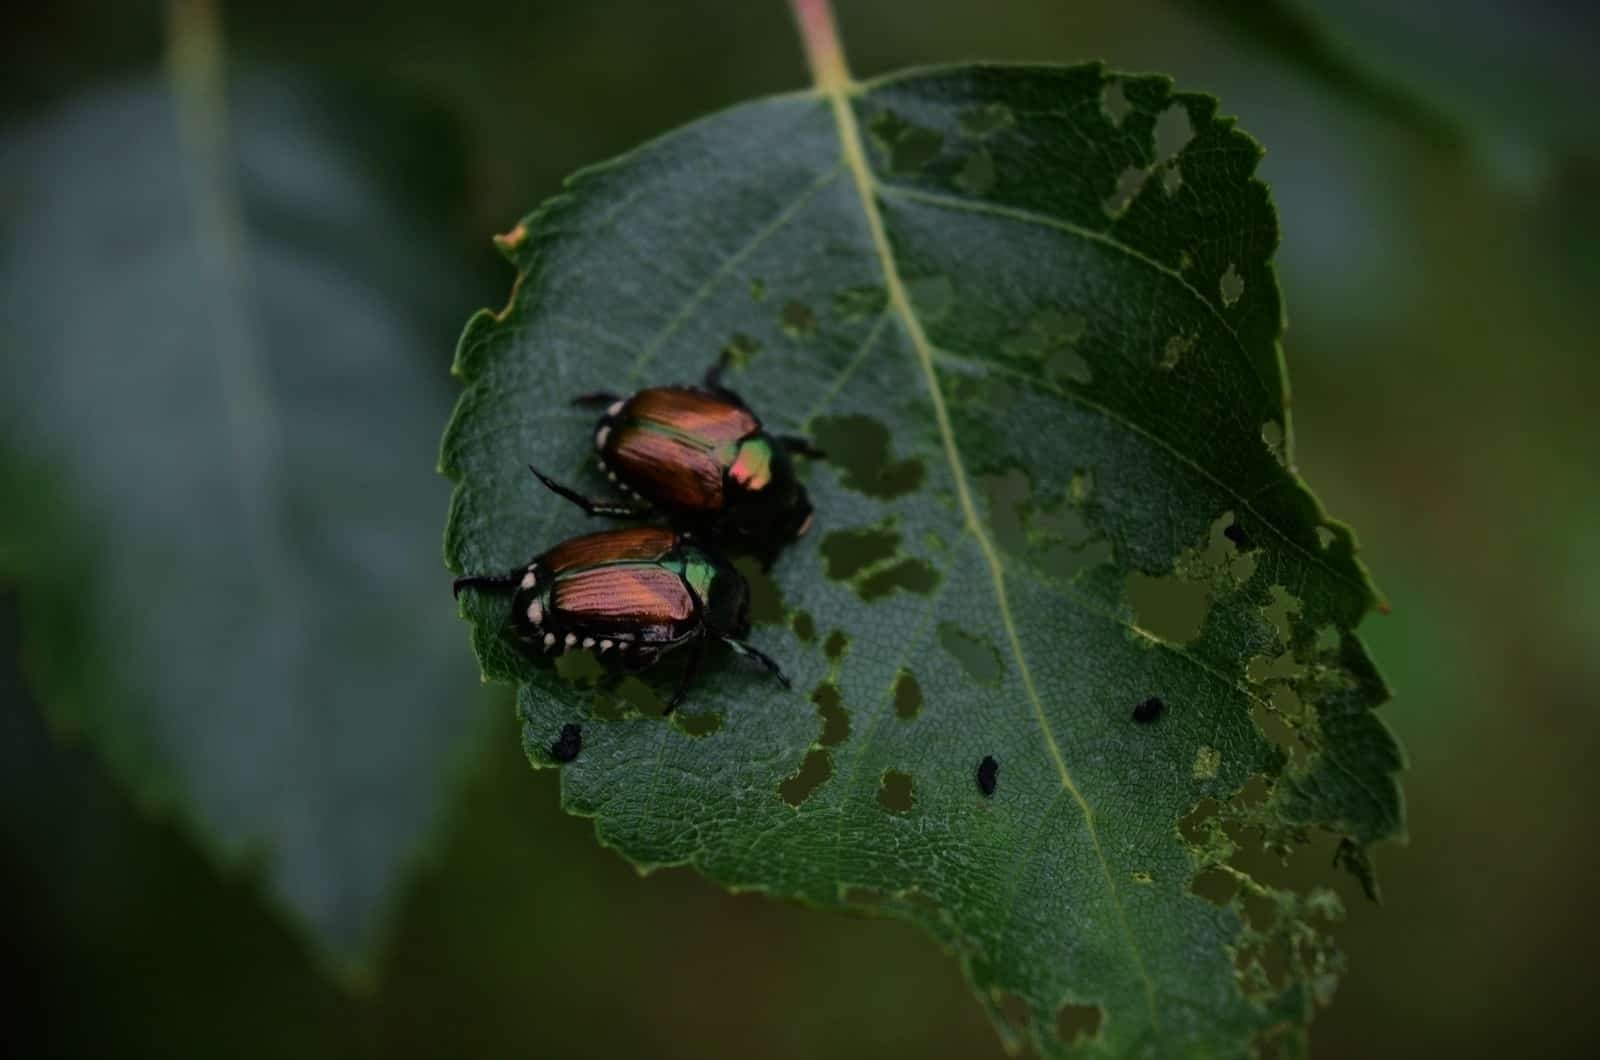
453 471 790 711
533 357 821 560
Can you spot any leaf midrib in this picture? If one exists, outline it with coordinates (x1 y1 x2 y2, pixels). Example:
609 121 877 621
820 84 1159 1018
169 3 297 600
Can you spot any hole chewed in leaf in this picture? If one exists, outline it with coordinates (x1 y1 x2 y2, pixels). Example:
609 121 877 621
592 682 672 723
1047 348 1092 386
1126 571 1210 644
1162 165 1183 196
821 524 899 580
1191 868 1237 905
1055 1001 1104 1048
937 623 1003 686
823 630 849 663
1100 79 1131 126
997 992 1031 1036
811 415 924 499
1002 307 1085 362
979 467 1031 555
1261 420 1287 465
858 558 939 601
733 555 784 625
1154 103 1195 163
791 609 816 643
614 676 669 718
1242 890 1280 932
813 682 850 747
1104 166 1149 217
673 711 723 737
1221 263 1245 306
878 769 916 812
1262 585 1303 645
869 110 943 174
779 749 833 808
554 651 605 688
956 148 996 195
781 299 816 337
1180 797 1221 846
893 669 922 720
819 521 938 601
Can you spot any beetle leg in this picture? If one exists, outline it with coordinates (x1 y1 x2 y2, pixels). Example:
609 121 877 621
571 390 622 408
451 571 522 599
722 637 792 690
665 634 710 715
776 435 826 460
528 464 652 519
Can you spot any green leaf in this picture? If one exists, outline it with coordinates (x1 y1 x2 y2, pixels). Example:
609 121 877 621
0 76 481 957
443 62 1403 1057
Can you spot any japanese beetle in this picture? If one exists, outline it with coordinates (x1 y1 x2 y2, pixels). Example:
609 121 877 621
453 471 790 711
535 357 821 559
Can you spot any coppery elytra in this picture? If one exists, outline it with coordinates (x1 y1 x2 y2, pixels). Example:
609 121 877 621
453 468 790 712
537 354 822 561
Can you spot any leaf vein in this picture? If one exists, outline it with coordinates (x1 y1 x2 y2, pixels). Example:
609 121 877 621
873 180 1275 406
929 347 1370 601
826 82 1159 1020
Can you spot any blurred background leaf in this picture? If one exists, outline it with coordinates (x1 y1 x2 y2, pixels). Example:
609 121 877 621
0 24 494 955
1177 0 1467 153
3 0 1598 1057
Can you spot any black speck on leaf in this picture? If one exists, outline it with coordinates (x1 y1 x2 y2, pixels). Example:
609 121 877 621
977 755 999 797
1132 697 1165 724
550 723 583 762
1223 522 1252 550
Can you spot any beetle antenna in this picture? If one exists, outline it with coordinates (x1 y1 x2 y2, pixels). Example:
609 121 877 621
703 351 732 390
571 390 622 407
722 637 791 689
452 572 521 599
528 464 651 519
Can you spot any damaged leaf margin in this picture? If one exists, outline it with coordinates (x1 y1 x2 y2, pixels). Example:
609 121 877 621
440 51 1404 1060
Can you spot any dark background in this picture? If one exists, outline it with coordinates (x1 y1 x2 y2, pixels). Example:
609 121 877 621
4 1 1597 1056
